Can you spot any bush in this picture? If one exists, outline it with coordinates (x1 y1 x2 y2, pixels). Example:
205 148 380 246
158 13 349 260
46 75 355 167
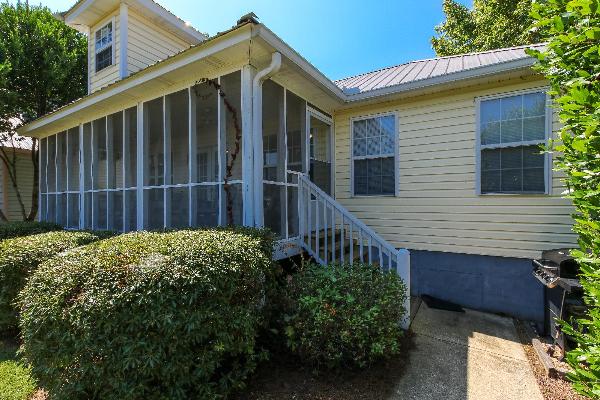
529 0 600 397
0 221 62 241
18 228 275 400
0 231 104 333
283 263 408 370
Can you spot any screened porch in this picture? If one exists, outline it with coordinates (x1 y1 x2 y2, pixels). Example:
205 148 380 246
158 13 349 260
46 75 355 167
38 70 333 249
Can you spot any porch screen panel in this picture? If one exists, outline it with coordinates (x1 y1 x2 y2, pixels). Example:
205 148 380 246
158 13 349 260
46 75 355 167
92 117 108 230
168 187 188 228
124 107 137 232
67 194 79 229
83 123 92 191
191 81 219 227
67 128 79 191
262 80 286 237
108 111 123 189
220 72 243 226
39 138 47 220
167 89 189 185
109 191 123 231
143 97 165 229
286 91 306 173
47 135 56 193
57 132 67 192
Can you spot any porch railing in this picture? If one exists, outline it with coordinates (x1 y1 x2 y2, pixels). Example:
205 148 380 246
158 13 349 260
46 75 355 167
295 172 411 329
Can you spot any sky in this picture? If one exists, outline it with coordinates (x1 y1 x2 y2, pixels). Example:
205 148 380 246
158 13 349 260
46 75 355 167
29 0 473 80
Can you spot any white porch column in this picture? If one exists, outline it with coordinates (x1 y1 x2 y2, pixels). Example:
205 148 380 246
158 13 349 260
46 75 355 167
136 102 144 230
241 64 256 227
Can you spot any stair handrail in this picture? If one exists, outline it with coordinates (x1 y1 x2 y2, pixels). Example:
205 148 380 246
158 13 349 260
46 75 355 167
297 173 399 256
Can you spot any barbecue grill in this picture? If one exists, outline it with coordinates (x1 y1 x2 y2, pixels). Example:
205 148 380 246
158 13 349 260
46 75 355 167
533 249 586 355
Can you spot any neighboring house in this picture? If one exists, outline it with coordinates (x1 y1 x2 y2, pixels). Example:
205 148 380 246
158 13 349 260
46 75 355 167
18 0 577 326
0 134 35 221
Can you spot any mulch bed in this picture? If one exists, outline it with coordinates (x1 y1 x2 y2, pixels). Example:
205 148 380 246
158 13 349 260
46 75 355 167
514 320 586 400
234 334 414 400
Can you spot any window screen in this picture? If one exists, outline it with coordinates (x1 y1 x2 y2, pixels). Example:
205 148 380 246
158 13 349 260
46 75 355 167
352 114 396 196
479 91 548 194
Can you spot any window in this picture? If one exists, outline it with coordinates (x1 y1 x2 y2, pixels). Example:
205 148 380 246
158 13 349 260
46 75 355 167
478 91 549 194
95 22 113 72
352 114 396 196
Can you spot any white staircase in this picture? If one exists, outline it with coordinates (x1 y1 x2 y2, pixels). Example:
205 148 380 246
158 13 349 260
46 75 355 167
295 172 411 329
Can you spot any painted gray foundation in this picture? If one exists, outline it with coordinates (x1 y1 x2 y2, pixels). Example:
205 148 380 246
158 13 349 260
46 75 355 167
410 249 544 324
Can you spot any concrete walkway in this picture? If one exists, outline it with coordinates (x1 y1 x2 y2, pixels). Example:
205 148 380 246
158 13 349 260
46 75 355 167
392 301 543 400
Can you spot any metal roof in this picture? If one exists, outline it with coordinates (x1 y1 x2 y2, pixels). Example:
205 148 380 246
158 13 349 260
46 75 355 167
334 44 545 96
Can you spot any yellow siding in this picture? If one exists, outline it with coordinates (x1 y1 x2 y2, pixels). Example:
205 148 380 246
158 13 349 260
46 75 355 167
90 11 120 93
0 151 35 221
333 77 576 259
127 10 190 76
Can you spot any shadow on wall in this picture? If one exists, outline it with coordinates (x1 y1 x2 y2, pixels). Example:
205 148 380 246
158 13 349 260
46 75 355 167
410 250 544 326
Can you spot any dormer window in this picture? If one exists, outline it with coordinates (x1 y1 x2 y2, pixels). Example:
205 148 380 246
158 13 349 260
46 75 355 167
95 21 114 72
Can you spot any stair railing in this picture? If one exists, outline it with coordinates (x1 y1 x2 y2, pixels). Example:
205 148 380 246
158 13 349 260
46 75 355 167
295 172 410 328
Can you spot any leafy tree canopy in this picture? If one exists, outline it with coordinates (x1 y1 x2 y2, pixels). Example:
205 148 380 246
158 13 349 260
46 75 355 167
528 0 600 397
432 0 539 56
0 2 87 221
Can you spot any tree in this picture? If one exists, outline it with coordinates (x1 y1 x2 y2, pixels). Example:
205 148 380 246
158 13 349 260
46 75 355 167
432 0 539 56
0 1 87 221
528 0 600 397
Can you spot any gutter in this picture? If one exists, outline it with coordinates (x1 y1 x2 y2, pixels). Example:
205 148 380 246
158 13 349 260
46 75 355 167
251 52 282 227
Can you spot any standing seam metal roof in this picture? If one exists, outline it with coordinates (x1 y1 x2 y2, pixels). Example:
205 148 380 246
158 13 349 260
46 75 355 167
334 44 545 95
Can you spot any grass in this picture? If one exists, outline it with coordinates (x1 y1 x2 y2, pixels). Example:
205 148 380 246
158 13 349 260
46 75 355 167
0 337 36 400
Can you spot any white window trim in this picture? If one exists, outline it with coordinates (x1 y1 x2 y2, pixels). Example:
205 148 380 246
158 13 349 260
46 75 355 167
94 17 116 73
350 111 399 197
475 87 553 196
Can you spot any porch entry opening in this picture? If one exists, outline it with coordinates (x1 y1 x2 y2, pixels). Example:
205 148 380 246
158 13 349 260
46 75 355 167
261 80 333 240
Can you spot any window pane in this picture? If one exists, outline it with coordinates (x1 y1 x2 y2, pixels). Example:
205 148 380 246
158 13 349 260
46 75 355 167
47 135 56 192
192 81 219 183
523 92 546 117
367 136 381 156
523 168 545 192
168 187 189 229
124 107 137 188
108 111 123 189
144 188 163 230
67 128 79 191
93 118 107 190
191 185 219 227
501 147 522 169
353 138 366 157
501 168 522 192
523 116 545 142
481 121 501 145
501 95 522 120
354 157 394 195
354 119 366 139
480 98 501 124
57 131 67 192
523 145 545 168
481 170 501 193
40 138 47 193
221 72 242 181
380 115 395 138
144 97 164 186
167 89 189 185
365 118 379 138
96 47 112 72
481 148 501 171
501 119 522 144
480 145 546 194
381 157 396 195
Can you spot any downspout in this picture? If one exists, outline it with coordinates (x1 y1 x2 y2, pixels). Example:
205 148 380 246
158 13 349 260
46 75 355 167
252 52 282 227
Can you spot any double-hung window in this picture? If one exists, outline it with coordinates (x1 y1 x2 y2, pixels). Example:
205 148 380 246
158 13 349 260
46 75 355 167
478 90 550 194
352 114 397 196
95 21 113 72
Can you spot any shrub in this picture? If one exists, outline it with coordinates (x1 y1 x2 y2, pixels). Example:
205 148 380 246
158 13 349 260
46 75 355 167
283 263 408 370
529 0 600 396
18 228 275 400
0 221 62 241
0 231 104 332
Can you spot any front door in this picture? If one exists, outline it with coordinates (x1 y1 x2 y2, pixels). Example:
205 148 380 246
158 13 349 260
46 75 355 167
308 110 333 195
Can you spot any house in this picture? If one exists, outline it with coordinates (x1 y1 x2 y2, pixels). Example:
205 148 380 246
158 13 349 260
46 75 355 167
0 133 35 222
17 0 577 327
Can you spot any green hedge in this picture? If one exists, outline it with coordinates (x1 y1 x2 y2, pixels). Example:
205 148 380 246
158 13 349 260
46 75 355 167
0 231 104 333
0 221 62 241
283 263 408 370
18 228 275 400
